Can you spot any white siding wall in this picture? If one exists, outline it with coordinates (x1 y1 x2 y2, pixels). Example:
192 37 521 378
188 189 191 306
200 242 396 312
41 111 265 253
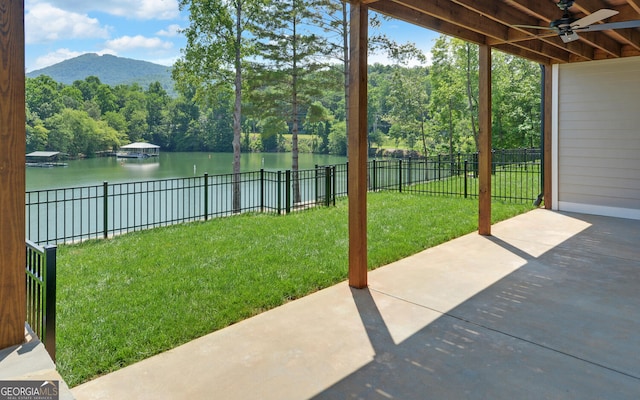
554 57 640 220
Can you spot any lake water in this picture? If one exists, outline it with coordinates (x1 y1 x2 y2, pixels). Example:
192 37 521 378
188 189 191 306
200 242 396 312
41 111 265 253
26 152 348 191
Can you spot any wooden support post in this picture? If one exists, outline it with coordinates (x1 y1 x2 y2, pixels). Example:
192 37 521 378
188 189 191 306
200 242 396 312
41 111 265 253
478 45 492 236
348 1 368 289
543 64 553 209
0 0 27 349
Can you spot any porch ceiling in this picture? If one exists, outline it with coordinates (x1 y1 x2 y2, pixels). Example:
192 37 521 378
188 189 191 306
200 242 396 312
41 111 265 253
363 0 640 64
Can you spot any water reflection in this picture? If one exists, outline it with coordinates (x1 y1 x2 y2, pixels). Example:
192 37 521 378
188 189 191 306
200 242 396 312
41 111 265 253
26 152 347 191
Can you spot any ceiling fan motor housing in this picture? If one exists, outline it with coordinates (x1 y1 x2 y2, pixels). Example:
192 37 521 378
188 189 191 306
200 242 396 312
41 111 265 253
557 0 575 11
550 16 577 31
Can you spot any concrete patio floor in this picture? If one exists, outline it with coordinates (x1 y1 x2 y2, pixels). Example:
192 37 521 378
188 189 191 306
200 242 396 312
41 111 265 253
71 209 640 399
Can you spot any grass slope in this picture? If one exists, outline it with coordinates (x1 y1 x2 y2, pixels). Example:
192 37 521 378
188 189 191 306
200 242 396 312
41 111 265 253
56 192 533 386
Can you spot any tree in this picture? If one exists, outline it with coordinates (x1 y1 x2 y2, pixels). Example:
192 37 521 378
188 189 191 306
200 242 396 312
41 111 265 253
383 67 431 155
146 82 171 147
44 108 124 156
492 52 541 148
429 36 466 155
328 120 347 156
176 0 265 213
120 89 148 142
317 2 427 145
304 101 333 153
259 116 287 152
254 0 332 203
95 84 118 115
26 106 49 153
26 76 63 120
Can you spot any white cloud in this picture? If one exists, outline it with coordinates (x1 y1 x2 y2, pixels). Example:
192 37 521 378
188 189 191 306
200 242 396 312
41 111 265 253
38 0 180 20
157 24 182 37
105 35 173 52
150 55 180 67
25 2 110 44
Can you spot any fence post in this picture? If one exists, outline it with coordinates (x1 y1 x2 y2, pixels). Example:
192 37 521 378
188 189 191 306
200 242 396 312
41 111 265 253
103 181 108 239
332 166 337 206
345 162 349 196
407 157 412 186
204 173 209 221
437 155 441 181
372 160 377 191
314 165 319 204
398 159 403 193
464 160 468 198
491 149 496 175
260 169 265 213
44 244 57 363
277 171 282 215
285 170 291 214
325 166 331 207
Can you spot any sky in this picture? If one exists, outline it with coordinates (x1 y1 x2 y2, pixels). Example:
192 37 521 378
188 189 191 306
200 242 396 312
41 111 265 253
24 0 440 72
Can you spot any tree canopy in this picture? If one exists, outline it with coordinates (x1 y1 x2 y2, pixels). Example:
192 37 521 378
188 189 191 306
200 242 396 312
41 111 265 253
26 13 542 159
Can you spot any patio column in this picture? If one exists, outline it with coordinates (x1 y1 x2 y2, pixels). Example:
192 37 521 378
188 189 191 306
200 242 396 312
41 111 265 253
543 64 553 209
348 1 368 289
478 45 492 235
0 0 27 349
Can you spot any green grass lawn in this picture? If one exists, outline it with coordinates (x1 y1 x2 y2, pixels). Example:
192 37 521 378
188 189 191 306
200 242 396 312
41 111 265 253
56 192 534 386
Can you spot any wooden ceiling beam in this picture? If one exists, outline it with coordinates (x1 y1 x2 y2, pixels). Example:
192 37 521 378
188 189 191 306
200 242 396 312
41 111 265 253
387 0 579 62
626 0 640 14
492 42 553 64
489 34 572 62
506 0 623 58
373 0 552 64
390 0 511 41
600 4 640 51
371 1 486 44
454 0 600 61
364 0 640 65
568 1 634 56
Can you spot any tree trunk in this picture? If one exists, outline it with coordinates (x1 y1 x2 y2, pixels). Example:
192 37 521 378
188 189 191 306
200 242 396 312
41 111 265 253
232 1 243 213
342 1 349 147
465 43 479 151
291 7 301 204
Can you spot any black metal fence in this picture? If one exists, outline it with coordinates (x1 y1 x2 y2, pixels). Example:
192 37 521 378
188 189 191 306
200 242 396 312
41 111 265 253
26 240 57 362
26 149 540 245
369 149 541 203
27 166 338 245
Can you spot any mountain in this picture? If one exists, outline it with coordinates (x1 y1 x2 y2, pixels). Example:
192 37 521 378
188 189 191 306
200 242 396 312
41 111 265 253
27 53 175 95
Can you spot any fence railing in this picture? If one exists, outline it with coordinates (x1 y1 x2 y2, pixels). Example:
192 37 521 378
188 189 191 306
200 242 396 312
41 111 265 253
27 165 338 245
27 149 540 245
26 240 57 362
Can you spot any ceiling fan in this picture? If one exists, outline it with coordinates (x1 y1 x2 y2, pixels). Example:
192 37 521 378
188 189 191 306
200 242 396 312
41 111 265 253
515 0 640 43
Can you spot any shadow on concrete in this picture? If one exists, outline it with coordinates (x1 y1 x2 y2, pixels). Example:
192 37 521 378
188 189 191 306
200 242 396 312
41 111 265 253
312 214 640 400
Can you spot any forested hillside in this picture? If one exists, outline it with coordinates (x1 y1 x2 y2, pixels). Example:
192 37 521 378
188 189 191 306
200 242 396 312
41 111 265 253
25 36 542 158
27 54 175 96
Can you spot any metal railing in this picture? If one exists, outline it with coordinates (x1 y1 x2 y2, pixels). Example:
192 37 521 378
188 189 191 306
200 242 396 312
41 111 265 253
27 166 338 245
370 149 541 203
26 240 57 362
26 149 540 246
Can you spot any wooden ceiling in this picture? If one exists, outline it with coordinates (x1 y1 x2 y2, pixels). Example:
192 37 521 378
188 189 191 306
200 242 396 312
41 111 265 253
363 0 640 64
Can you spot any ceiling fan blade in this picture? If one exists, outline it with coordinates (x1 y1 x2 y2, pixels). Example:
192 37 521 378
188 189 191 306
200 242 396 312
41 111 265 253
560 31 580 43
575 19 640 32
571 9 619 29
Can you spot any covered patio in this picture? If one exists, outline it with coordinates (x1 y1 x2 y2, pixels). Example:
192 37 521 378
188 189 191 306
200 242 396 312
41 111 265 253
70 209 640 399
1 0 639 397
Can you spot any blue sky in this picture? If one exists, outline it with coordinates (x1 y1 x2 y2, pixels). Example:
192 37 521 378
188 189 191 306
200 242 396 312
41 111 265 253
25 0 439 72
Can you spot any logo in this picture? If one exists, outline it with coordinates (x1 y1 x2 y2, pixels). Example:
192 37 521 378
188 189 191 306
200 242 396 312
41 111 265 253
0 380 59 400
